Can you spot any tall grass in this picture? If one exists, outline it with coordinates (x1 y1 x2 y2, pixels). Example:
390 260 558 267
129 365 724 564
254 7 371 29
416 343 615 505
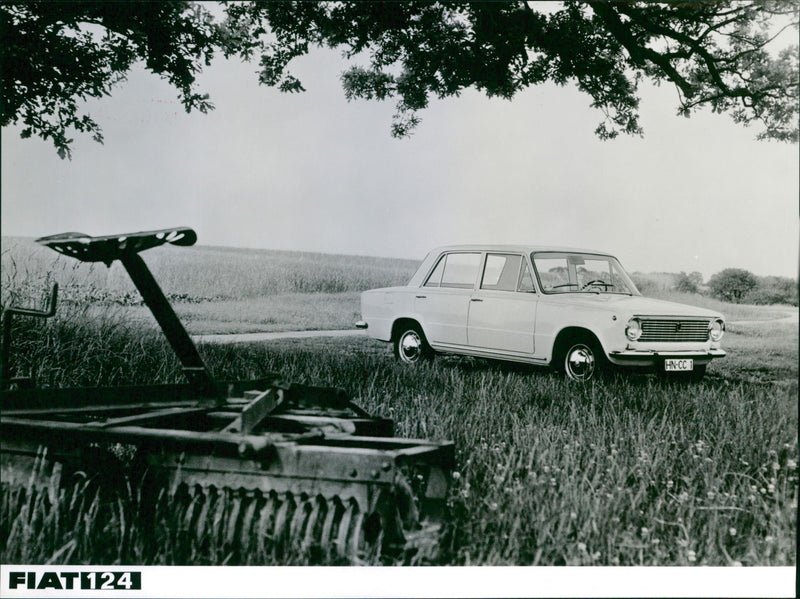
2 324 795 565
2 237 418 303
1 239 796 566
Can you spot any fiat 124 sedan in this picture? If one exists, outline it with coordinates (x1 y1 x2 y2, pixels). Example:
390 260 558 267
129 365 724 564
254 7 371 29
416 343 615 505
356 246 725 382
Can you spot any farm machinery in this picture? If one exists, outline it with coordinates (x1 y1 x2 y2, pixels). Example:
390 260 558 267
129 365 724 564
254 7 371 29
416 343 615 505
1 228 454 563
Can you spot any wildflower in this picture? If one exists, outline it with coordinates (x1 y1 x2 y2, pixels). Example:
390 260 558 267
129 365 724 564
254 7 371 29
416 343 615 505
494 474 505 485
570 512 578 520
787 459 797 470
731 561 742 567
767 483 775 494
652 538 661 546
577 542 587 553
452 471 461 481
707 491 715 500
666 480 674 489
729 528 737 537
640 527 649 537
765 536 775 544
591 551 601 561
488 502 498 511
687 550 697 563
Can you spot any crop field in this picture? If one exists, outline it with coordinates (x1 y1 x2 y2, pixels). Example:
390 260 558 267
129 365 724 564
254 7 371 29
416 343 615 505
0 237 796 567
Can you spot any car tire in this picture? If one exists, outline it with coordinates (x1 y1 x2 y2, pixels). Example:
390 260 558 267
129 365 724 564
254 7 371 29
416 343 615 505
393 324 433 365
560 337 605 382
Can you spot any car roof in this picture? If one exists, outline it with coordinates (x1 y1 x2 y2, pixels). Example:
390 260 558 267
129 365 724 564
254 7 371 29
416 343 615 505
428 244 614 256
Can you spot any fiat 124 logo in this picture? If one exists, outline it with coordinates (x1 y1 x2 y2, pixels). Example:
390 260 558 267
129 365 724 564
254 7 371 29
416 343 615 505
8 571 141 591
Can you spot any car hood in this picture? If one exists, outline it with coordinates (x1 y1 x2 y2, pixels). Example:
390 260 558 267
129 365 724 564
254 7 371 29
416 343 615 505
541 294 724 319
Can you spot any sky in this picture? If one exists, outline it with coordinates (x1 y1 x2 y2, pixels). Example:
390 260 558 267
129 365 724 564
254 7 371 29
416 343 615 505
1 27 798 281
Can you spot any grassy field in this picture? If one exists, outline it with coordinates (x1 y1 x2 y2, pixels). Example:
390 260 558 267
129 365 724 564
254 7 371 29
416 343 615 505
2 237 417 334
2 236 793 334
1 237 797 566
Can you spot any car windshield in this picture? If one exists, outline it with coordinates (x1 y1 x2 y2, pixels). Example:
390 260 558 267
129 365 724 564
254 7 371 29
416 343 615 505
532 252 639 295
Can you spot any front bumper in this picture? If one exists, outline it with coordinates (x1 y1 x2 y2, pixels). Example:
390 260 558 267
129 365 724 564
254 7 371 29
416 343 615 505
608 348 726 367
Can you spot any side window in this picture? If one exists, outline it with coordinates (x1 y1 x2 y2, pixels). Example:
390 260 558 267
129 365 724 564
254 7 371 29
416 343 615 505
481 254 523 292
423 255 446 287
518 261 535 292
435 252 481 289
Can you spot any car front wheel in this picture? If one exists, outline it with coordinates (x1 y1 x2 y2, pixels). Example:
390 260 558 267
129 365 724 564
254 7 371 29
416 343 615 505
393 325 433 364
561 338 605 382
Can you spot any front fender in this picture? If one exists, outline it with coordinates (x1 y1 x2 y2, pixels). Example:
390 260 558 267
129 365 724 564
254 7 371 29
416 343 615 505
537 301 625 362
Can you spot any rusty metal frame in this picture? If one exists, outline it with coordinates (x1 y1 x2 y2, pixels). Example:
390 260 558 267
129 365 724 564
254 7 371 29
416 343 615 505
1 227 455 557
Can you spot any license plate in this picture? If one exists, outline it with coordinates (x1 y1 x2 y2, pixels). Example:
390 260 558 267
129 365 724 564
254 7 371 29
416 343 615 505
664 358 693 372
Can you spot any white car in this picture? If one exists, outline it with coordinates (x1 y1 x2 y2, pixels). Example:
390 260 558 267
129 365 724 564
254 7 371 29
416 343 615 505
357 245 726 382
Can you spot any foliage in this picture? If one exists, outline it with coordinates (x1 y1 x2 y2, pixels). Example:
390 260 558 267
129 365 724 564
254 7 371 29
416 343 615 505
0 1 221 159
2 1 798 158
675 271 703 294
744 275 799 306
708 268 760 303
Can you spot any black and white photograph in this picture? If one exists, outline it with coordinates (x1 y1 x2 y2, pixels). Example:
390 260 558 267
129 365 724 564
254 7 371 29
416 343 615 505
1 2 797 598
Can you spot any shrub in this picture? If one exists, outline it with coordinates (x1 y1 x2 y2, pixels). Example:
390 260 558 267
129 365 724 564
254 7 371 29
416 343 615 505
744 276 798 306
708 268 758 303
675 271 703 294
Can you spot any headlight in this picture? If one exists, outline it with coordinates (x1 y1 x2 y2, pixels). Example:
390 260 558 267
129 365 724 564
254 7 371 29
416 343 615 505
626 318 642 341
709 319 725 341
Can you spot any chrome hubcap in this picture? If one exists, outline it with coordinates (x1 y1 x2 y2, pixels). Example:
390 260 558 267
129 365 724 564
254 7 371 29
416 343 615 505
399 331 422 363
566 344 595 381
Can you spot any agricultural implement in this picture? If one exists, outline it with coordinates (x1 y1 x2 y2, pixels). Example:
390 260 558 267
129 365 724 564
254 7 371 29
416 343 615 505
1 227 454 562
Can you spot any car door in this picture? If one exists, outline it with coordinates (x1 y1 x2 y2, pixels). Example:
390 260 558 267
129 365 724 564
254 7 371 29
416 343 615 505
467 253 537 354
416 252 481 346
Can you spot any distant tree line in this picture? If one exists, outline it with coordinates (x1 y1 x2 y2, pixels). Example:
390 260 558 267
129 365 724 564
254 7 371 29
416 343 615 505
707 269 797 306
632 268 797 306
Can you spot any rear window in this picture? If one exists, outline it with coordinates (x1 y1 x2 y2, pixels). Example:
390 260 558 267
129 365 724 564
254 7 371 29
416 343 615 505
424 252 481 289
481 254 524 291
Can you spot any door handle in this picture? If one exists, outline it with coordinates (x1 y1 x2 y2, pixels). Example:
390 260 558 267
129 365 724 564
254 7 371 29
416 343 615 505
470 298 483 302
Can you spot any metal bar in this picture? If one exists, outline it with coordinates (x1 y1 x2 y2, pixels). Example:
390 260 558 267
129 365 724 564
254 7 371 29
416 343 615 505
0 378 278 412
1 383 204 411
85 406 211 428
2 417 282 456
1 400 202 418
262 414 394 437
223 388 283 434
119 252 221 402
1 284 58 388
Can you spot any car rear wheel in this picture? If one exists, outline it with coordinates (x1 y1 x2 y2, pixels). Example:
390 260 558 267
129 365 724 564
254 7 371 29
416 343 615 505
393 325 433 365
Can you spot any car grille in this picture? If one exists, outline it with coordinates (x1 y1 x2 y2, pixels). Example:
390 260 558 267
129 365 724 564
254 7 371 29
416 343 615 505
639 319 710 342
